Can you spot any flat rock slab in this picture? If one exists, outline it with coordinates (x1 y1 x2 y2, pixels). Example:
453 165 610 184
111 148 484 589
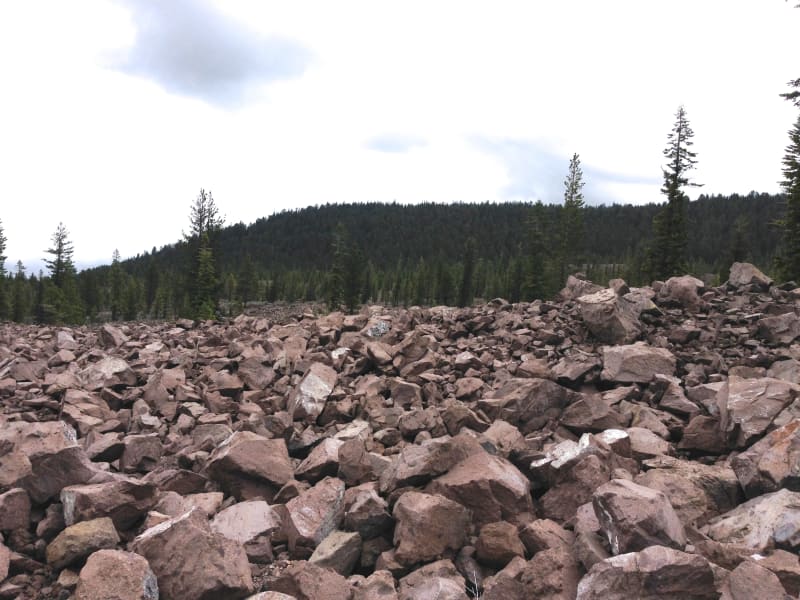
601 343 676 384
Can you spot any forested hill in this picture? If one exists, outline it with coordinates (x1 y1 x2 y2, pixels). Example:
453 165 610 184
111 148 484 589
140 191 782 273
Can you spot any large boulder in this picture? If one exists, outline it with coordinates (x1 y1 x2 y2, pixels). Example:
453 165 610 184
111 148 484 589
578 288 642 345
757 312 800 345
703 489 800 553
285 476 346 557
426 451 533 527
46 517 120 570
575 545 717 600
727 262 773 290
75 550 159 600
205 432 293 501
288 362 338 422
659 275 705 311
601 343 676 384
130 508 253 600
731 418 800 497
479 378 582 434
592 479 686 555
61 479 158 531
717 376 800 449
392 491 470 566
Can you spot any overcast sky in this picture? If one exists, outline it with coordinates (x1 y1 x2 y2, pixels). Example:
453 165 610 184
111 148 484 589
0 1 797 272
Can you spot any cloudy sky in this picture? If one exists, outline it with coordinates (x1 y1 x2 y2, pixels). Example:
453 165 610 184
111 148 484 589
0 1 797 272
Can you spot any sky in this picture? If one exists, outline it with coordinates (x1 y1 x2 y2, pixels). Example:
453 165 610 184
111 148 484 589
0 0 797 272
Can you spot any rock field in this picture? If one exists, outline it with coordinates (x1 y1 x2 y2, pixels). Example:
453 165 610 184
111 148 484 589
0 261 799 599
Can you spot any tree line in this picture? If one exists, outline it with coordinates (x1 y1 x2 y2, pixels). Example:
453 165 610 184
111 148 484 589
1 78 799 323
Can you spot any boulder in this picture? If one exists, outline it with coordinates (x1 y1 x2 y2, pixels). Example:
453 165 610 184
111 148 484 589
727 262 773 290
285 476 346 557
130 508 253 600
719 560 789 600
717 376 800 449
75 549 159 600
309 530 362 576
703 489 800 553
578 288 642 345
426 451 533 527
731 418 800 497
81 357 137 390
575 545 717 600
475 521 526 567
0 488 31 531
210 500 282 545
392 491 470 566
61 479 158 531
659 275 705 310
288 362 338 422
269 561 353 600
205 431 293 501
601 343 676 384
757 312 800 345
593 479 686 555
46 517 120 570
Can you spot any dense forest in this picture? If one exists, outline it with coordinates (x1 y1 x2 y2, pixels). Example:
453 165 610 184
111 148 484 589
1 83 799 325
0 190 787 325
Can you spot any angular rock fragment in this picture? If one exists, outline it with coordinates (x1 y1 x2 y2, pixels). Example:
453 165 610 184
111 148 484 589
75 549 158 600
46 517 120 570
392 491 470 566
288 362 338 422
578 288 642 344
731 418 800 497
285 476 346 557
601 343 676 384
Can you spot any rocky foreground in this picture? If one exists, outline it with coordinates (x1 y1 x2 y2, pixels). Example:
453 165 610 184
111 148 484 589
1 262 800 599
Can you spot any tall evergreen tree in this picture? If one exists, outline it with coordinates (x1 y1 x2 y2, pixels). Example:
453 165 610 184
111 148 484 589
648 106 700 280
45 223 75 289
0 218 7 319
458 238 476 307
776 114 800 282
524 201 555 300
184 190 224 319
110 249 124 321
11 261 28 322
44 223 83 322
559 153 586 282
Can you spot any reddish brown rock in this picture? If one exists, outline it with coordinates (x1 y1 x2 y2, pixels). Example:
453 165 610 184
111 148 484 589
575 545 717 600
285 476 346 557
601 343 676 384
120 433 163 473
0 488 31 532
426 450 533 527
130 508 253 600
475 521 526 567
205 431 293 501
731 418 800 497
309 530 362 576
210 500 282 545
397 559 466 600
61 479 158 531
288 362 338 422
593 479 686 555
46 517 120 570
392 491 470 566
269 561 353 600
75 549 158 600
578 288 643 345
719 560 789 600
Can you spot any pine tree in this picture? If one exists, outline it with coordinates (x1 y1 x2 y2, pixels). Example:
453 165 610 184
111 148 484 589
776 114 800 282
327 223 363 313
44 223 84 323
184 190 223 319
647 106 700 280
11 261 28 322
0 218 7 320
110 249 124 321
45 223 76 289
524 201 556 300
458 238 476 307
237 256 257 306
559 153 586 282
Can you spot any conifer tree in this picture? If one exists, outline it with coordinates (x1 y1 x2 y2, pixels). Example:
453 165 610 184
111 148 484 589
11 261 28 322
184 190 223 319
559 153 586 282
0 218 7 320
110 249 124 321
776 114 800 282
193 232 218 320
647 106 700 280
524 201 555 300
44 223 84 322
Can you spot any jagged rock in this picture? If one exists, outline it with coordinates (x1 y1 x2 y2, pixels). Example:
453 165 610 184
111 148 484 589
703 489 800 552
727 261 773 290
46 517 120 570
397 559 466 600
717 376 800 448
575 545 717 600
205 431 293 501
75 549 158 600
601 343 676 384
288 362 338 422
561 395 624 433
0 488 31 531
426 450 533 527
753 550 800 597
285 476 346 557
479 378 582 434
731 418 800 497
296 437 344 482
99 324 128 348
757 312 800 345
593 479 686 555
352 570 398 600
475 521 526 567
719 560 790 600
659 275 705 310
130 508 253 600
61 479 158 531
392 491 470 566
309 530 362 576
269 561 353 599
210 500 282 545
561 275 604 301
81 357 137 390
578 288 643 345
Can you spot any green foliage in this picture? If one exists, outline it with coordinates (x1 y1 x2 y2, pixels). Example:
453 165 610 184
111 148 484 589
11 262 30 323
184 190 224 320
524 201 558 300
110 249 124 321
327 223 364 313
647 106 700 281
42 223 84 323
776 114 800 282
558 153 586 281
